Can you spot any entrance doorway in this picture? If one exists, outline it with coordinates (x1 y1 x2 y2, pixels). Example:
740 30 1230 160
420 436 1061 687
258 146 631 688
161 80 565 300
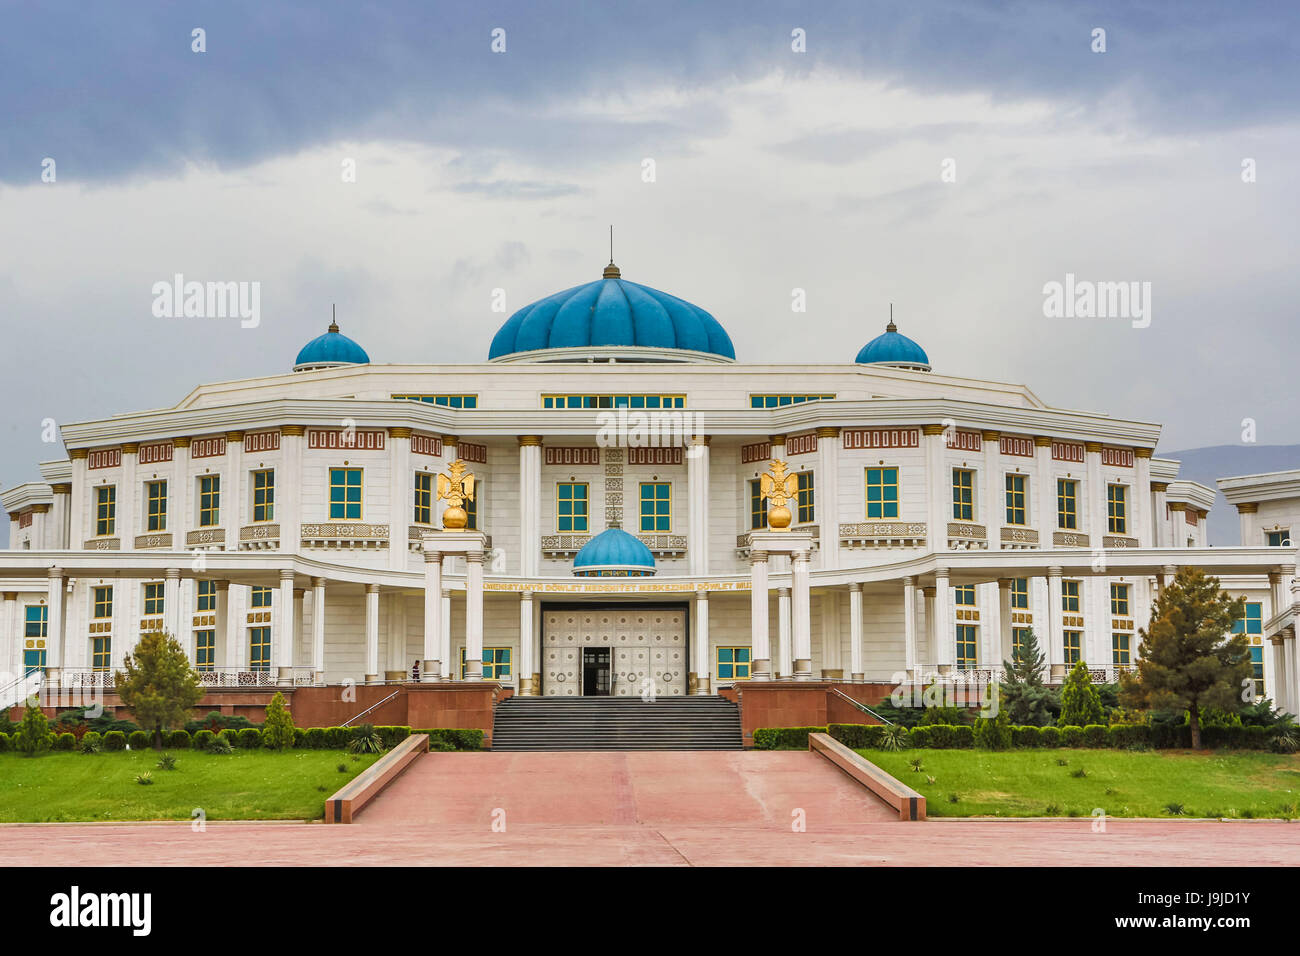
582 647 612 696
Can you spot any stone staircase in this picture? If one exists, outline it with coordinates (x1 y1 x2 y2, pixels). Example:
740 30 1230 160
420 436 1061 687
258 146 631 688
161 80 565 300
491 695 743 751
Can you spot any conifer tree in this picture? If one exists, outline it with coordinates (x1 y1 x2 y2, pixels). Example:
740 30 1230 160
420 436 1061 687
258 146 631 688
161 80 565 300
999 626 1056 726
14 702 52 756
1058 660 1106 727
262 690 296 750
115 630 203 749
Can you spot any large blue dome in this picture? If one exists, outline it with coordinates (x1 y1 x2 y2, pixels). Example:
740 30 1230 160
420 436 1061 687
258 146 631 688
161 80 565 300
573 527 656 576
294 321 370 371
489 263 735 362
855 321 930 370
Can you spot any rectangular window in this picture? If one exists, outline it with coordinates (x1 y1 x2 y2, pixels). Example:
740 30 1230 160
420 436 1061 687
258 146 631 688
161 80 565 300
413 472 433 524
146 480 167 531
1062 580 1081 613
1011 627 1031 664
1107 484 1128 535
749 478 767 530
1111 633 1131 667
23 605 46 675
329 468 363 520
195 630 215 671
1250 644 1265 699
1063 630 1082 665
541 394 686 409
465 492 478 530
196 580 217 612
93 586 113 620
143 582 165 616
1267 530 1290 547
716 646 752 680
796 471 815 524
198 475 220 527
952 468 974 521
91 637 112 672
1232 602 1263 637
392 394 478 408
1010 578 1030 610
639 482 671 532
956 624 977 669
954 584 977 606
249 627 272 672
460 647 511 680
557 482 589 533
251 469 275 522
749 394 834 408
251 586 272 608
95 485 116 536
1110 583 1130 617
865 467 899 520
1005 474 1027 526
1057 478 1078 530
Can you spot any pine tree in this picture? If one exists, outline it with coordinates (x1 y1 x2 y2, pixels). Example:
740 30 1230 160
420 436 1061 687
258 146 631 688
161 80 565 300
115 630 204 749
1058 660 1106 726
999 626 1057 726
262 691 296 750
1120 567 1251 749
14 702 52 756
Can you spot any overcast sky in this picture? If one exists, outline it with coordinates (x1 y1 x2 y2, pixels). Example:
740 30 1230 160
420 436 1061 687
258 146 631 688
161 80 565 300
1 0 1297 499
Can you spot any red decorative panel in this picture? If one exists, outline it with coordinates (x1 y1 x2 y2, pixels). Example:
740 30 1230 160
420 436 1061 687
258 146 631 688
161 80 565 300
627 446 684 465
138 441 174 464
190 437 227 459
411 433 443 457
1052 441 1084 462
1101 447 1134 468
458 442 487 464
842 428 920 450
307 429 385 451
545 447 600 466
18 512 32 529
741 441 771 464
88 449 122 470
946 430 981 452
999 436 1035 458
785 432 818 456
1185 508 1199 526
244 431 280 454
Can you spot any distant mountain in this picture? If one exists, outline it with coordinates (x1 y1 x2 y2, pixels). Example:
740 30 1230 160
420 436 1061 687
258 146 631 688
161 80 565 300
1160 444 1300 545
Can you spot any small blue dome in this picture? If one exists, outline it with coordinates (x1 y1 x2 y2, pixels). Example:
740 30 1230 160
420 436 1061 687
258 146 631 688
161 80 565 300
294 322 370 371
573 527 656 576
489 263 734 361
855 321 930 370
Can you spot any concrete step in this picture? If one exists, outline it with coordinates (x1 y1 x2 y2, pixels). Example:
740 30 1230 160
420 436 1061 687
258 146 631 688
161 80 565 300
491 695 743 751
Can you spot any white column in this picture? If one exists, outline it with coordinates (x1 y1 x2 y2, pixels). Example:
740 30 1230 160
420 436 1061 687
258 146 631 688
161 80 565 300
422 553 442 680
792 548 812 680
440 587 452 679
1047 567 1064 679
750 550 771 679
1167 503 1187 547
464 552 484 679
1237 504 1257 548
311 577 326 681
815 428 839 569
1287 629 1299 720
903 576 918 678
280 427 304 554
120 444 138 551
518 437 542 577
776 586 792 678
221 582 240 669
997 578 1014 667
225 431 244 551
1133 449 1152 546
364 583 380 683
45 569 65 682
519 590 535 694
68 453 87 545
173 438 191 545
933 568 953 672
1085 442 1105 544
922 586 936 673
164 567 183 647
389 428 412 569
848 582 863 680
3 591 18 680
923 425 946 551
819 590 840 677
385 592 406 675
688 436 711 575
981 582 999 667
982 431 1001 550
277 568 295 684
1268 636 1287 715
693 591 710 694
297 587 310 674
1152 482 1169 548
1034 436 1055 539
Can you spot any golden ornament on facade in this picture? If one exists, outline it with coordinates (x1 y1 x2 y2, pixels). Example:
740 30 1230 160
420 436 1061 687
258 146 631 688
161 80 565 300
436 459 476 530
759 458 798 530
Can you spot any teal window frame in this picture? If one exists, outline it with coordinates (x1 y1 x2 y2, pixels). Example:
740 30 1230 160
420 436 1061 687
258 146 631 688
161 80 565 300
1063 630 1082 665
954 584 977 606
95 485 116 536
1110 583 1130 617
460 647 511 680
195 629 216 671
716 646 751 680
252 469 275 522
1062 580 1081 613
1010 578 1030 610
866 467 899 520
749 478 767 530
143 582 165 616
796 471 814 524
1266 530 1290 547
196 580 216 612
329 467 363 520
1011 627 1031 665
639 482 671 533
1112 633 1131 667
1005 474 1027 525
413 472 433 524
93 586 113 620
91 637 112 672
556 482 589 533
952 468 974 521
249 627 272 672
146 480 167 532
198 475 220 527
955 625 977 670
1057 479 1078 530
1107 484 1128 535
251 586 273 608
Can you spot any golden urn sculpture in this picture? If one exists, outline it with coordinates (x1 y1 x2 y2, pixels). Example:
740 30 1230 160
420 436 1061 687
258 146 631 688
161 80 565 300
436 459 476 530
759 458 799 530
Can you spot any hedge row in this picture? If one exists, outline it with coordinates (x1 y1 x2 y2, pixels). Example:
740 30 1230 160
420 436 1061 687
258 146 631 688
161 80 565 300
769 722 1278 751
0 725 449 752
412 728 485 751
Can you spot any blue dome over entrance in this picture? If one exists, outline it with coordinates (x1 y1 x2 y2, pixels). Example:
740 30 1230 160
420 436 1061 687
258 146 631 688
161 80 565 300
855 320 930 371
573 527 656 577
294 320 370 371
488 263 735 362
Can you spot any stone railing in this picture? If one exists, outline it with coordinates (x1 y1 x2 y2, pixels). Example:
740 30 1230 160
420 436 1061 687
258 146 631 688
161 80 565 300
947 522 987 550
135 532 173 549
1052 531 1090 548
735 525 820 555
999 526 1038 548
839 521 927 549
301 523 389 549
239 523 280 549
196 666 318 687
1103 534 1140 549
186 528 226 547
83 537 120 550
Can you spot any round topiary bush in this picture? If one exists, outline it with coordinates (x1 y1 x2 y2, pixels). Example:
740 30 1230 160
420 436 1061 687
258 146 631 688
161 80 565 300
907 726 932 748
102 730 127 751
80 730 102 750
53 732 77 751
127 730 151 750
167 729 191 749
1059 725 1085 748
1039 726 1062 748
0 731 10 752
304 727 327 750
1011 725 1042 748
1082 724 1109 748
192 729 215 750
238 727 263 749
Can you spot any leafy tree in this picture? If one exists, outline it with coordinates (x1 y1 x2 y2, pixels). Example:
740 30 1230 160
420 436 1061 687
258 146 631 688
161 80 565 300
1120 567 1251 749
998 627 1057 726
114 630 204 749
1058 661 1106 727
13 703 52 756
262 691 296 750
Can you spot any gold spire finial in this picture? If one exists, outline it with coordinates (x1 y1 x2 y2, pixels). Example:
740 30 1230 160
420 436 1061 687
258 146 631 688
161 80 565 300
603 225 620 278
886 303 896 333
329 304 339 334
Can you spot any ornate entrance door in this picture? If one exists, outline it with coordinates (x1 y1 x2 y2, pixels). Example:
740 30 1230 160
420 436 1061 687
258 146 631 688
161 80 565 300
542 607 687 697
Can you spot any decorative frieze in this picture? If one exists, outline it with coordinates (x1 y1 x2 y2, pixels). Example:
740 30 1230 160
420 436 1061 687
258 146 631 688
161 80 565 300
190 436 227 459
839 521 927 548
1051 441 1084 462
84 538 120 550
186 528 226 547
946 430 982 451
307 428 385 451
301 523 390 549
1052 531 1090 547
545 447 600 466
410 433 443 457
244 431 280 453
785 432 818 456
842 428 919 450
627 446 683 465
1000 526 1039 546
636 533 689 555
998 436 1035 458
459 441 487 463
1101 447 1134 468
88 449 121 470
1104 535 1140 549
947 522 986 539
741 441 771 464
239 524 280 549
541 534 592 555
138 441 174 464
135 533 173 549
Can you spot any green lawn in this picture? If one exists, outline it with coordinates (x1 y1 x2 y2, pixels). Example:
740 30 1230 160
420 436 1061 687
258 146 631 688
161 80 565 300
0 750 382 822
860 749 1300 819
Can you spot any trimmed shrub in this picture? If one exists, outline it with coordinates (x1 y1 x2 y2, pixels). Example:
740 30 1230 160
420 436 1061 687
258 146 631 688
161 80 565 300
1011 725 1041 748
192 729 216 751
828 723 890 749
127 730 151 750
0 731 9 752
973 711 1012 751
166 729 191 749
1082 724 1109 748
261 691 296 750
304 727 327 750
293 728 308 749
752 726 826 750
1107 724 1150 749
216 729 239 750
53 732 77 751
411 728 487 751
376 726 412 749
1150 720 1192 749
1039 726 1061 748
80 730 103 751
924 724 972 749
952 726 974 749
907 726 933 748
103 730 127 751
238 727 263 749
1059 725 1084 747
324 726 350 750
